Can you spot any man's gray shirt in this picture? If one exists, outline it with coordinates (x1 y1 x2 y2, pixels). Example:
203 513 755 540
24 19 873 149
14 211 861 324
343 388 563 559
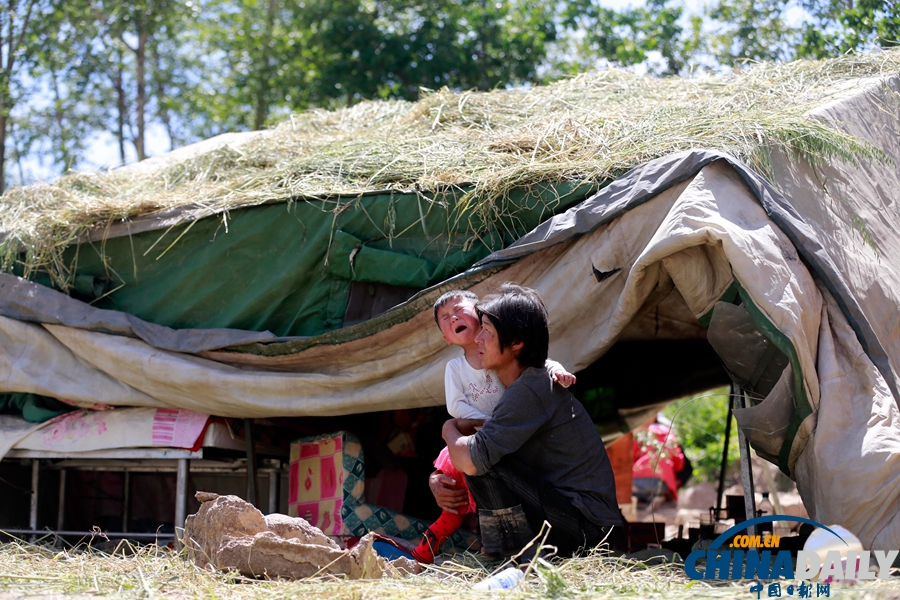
468 366 622 527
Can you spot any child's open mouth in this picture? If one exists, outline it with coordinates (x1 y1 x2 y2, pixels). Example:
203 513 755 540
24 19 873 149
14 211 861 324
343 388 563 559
455 325 467 334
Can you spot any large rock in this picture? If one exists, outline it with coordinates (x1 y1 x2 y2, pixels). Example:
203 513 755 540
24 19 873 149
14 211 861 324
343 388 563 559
183 492 405 579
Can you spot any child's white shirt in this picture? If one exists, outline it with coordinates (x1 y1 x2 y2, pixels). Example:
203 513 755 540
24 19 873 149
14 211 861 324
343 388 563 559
444 354 567 420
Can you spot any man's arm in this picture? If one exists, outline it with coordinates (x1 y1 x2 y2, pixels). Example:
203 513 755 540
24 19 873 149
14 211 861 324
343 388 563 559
467 377 549 472
442 419 477 476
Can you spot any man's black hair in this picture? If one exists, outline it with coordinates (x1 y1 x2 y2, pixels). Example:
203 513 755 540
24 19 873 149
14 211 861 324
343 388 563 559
433 289 479 326
476 283 549 369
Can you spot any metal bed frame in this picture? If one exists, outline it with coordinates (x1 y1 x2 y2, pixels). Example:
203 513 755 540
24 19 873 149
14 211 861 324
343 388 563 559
2 419 287 547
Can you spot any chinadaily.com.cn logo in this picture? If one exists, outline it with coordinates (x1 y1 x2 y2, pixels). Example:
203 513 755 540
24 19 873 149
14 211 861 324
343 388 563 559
683 515 899 598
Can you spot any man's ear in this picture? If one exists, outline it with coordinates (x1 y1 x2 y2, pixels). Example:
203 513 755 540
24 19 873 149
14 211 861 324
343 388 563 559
510 340 524 356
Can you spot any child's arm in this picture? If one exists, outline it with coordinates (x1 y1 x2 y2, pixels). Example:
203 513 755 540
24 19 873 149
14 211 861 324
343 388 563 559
546 359 577 387
445 361 492 420
454 418 486 435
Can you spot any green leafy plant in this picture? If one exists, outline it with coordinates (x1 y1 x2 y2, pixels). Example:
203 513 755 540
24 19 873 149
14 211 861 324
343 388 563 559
662 386 741 483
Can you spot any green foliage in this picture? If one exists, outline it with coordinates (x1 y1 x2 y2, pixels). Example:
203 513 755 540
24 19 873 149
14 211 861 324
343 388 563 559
0 0 64 190
18 1 106 175
175 0 315 135
704 0 900 68
13 0 900 185
30 0 199 167
555 0 696 76
797 0 900 59
662 386 740 483
705 0 798 65
176 0 556 136
302 0 557 102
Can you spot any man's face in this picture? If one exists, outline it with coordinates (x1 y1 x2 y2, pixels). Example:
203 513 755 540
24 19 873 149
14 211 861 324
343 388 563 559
436 298 481 346
475 314 516 370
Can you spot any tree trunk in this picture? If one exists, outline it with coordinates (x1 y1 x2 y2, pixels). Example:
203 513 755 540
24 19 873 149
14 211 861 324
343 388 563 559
0 0 36 191
151 46 175 150
0 6 5 193
254 0 278 130
114 64 127 166
134 31 149 161
0 113 7 193
50 65 71 170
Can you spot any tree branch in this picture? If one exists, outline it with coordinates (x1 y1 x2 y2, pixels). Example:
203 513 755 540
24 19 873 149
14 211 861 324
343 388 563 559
11 0 37 67
6 0 14 72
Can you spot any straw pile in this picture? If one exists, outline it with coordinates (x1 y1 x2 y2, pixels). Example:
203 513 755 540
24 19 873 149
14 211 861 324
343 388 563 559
0 539 742 599
1 50 898 284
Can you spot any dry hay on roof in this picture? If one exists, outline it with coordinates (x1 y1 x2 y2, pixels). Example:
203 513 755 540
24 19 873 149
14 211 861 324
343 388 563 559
1 49 898 280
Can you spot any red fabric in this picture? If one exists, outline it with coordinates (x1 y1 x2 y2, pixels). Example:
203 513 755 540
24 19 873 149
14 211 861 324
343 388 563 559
632 423 686 499
411 511 464 563
432 446 477 514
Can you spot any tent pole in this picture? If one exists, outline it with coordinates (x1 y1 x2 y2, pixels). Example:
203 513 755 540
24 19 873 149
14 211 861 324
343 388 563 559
245 419 258 507
57 469 66 532
122 470 130 533
715 394 734 521
735 384 757 535
29 459 39 542
268 471 279 514
175 459 189 549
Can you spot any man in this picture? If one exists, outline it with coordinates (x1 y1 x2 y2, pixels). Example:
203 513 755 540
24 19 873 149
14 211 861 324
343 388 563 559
438 284 622 560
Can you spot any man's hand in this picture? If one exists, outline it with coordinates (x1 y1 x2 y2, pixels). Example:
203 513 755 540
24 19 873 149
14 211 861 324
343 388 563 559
429 470 469 514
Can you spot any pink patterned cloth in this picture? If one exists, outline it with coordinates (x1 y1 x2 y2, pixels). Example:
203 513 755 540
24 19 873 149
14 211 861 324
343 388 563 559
433 446 477 515
15 408 210 453
151 408 210 449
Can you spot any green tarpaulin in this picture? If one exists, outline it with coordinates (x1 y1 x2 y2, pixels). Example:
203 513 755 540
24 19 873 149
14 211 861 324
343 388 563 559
20 183 593 337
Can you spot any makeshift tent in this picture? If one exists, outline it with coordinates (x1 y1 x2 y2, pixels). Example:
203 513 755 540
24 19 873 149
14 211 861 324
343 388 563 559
1 52 900 550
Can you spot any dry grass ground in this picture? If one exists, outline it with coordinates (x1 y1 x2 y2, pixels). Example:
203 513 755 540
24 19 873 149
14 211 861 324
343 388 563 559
1 540 899 600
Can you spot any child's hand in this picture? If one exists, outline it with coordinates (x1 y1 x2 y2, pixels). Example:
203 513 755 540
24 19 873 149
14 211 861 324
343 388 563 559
552 370 577 388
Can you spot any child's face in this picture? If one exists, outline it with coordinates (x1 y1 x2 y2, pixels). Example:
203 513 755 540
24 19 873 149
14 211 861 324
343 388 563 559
436 298 481 347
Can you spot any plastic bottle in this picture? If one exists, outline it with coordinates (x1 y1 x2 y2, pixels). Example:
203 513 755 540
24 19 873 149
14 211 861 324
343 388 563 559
758 492 774 533
803 525 864 583
473 567 525 590
804 525 863 560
